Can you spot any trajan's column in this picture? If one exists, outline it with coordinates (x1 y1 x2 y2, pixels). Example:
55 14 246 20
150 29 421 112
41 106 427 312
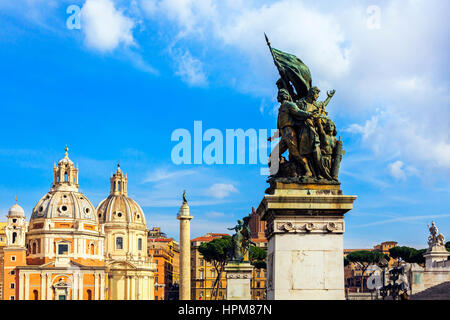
177 191 193 300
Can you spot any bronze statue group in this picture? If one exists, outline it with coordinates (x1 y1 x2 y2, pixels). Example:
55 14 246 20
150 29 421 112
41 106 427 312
265 35 344 183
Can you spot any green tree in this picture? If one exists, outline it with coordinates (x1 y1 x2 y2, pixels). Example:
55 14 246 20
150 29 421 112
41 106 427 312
344 256 349 267
389 246 426 264
346 251 388 293
198 236 232 300
249 246 267 269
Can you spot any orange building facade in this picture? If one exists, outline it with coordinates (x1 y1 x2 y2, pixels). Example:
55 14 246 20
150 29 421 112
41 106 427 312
191 233 229 300
148 236 175 300
0 148 155 300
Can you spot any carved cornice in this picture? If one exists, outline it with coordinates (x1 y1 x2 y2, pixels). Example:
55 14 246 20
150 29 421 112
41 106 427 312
226 273 251 279
265 218 344 239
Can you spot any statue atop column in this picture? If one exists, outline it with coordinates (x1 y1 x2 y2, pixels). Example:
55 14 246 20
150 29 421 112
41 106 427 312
265 34 345 191
227 217 255 262
427 221 446 251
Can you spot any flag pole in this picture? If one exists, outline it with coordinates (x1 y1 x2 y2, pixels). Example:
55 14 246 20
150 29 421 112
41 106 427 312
264 33 293 99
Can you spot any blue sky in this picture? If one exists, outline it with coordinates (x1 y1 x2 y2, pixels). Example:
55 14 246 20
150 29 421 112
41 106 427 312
0 0 449 249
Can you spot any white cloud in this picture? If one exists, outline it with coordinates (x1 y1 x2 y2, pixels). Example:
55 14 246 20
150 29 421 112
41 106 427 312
81 0 135 52
143 168 196 183
345 114 379 140
206 183 238 199
353 214 450 229
174 49 208 87
388 161 406 181
205 211 226 218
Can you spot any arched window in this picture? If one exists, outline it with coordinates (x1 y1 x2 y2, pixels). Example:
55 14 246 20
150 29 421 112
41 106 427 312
90 243 95 255
12 232 17 244
64 172 68 182
33 290 38 300
118 181 121 191
116 237 123 250
87 289 92 300
138 238 142 251
32 242 37 254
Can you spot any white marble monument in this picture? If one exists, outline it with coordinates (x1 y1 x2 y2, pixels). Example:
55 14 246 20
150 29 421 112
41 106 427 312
257 182 356 300
424 221 450 269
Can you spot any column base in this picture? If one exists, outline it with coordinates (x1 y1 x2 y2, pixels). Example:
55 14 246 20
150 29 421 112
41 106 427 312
257 183 356 300
225 261 253 300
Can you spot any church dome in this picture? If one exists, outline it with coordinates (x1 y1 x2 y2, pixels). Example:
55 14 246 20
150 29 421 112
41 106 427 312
31 190 97 222
8 203 25 217
30 147 97 223
96 165 146 226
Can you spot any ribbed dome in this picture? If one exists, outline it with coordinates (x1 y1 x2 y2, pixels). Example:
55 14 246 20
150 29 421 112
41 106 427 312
8 203 25 217
31 190 97 222
96 164 146 226
96 194 146 225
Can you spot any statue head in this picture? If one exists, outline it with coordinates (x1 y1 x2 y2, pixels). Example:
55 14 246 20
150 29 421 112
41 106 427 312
325 119 337 136
307 86 320 101
277 88 291 103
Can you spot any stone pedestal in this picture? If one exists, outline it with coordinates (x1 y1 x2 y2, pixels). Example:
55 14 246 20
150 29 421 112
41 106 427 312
257 182 356 300
424 245 450 269
225 261 253 300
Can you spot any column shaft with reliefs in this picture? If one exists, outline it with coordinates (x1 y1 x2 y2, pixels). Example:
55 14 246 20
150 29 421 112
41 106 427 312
177 201 193 300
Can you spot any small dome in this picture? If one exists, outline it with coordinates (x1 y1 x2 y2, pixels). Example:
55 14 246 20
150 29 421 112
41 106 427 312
97 194 146 226
8 203 25 217
58 146 74 165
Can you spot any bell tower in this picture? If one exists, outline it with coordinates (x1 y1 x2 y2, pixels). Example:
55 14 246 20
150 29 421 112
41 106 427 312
5 197 27 248
2 198 27 300
52 146 79 192
110 164 127 196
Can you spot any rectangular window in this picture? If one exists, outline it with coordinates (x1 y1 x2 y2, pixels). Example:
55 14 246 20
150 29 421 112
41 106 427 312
10 270 15 275
58 244 69 255
10 283 15 289
199 271 204 279
116 237 123 250
10 296 15 300
138 238 142 251
11 256 16 261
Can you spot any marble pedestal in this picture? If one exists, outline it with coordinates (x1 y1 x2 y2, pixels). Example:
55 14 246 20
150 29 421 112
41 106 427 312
257 182 356 300
225 261 253 300
424 245 450 269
